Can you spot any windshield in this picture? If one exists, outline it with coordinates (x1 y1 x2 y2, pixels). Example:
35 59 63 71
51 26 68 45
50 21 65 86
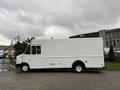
24 45 30 54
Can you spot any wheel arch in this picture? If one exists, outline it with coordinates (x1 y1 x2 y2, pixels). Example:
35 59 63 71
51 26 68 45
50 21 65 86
16 62 30 69
72 60 86 69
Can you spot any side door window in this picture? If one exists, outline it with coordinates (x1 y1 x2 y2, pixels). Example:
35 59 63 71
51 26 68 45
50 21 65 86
36 46 41 54
32 46 41 54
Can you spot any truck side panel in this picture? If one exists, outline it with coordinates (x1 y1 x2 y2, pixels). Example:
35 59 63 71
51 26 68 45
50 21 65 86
27 38 104 69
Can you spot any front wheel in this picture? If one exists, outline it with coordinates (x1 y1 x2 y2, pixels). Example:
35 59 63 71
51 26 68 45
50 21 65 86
21 65 29 72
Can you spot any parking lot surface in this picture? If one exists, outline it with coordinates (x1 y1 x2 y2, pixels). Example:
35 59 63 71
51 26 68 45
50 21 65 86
0 70 120 90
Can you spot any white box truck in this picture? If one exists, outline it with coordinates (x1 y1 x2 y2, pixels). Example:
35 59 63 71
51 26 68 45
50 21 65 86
16 38 104 72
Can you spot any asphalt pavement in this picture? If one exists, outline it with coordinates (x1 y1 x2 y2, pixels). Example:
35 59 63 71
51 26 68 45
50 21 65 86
0 69 120 90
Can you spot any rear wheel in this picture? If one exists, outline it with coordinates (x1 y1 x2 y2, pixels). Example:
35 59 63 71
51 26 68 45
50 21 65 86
73 64 84 73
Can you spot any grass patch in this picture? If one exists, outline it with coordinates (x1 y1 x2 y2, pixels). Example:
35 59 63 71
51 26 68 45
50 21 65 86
105 61 120 69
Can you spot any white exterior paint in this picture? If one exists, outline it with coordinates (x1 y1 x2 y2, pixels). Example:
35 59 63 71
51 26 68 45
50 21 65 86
16 38 104 69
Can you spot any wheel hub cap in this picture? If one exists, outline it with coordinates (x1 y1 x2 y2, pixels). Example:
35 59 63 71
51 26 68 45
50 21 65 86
76 65 82 72
22 66 28 72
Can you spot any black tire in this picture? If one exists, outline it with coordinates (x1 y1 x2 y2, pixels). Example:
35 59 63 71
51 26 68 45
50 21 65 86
21 64 29 72
73 64 84 73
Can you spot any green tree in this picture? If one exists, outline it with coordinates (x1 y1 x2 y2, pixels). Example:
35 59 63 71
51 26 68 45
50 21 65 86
13 37 35 56
25 37 35 43
13 41 24 56
108 44 114 62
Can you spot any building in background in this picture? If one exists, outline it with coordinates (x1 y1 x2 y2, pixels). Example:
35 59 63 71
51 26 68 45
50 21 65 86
69 28 120 51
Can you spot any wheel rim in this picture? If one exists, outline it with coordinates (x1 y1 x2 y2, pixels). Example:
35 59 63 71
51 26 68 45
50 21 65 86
22 65 29 72
75 65 82 72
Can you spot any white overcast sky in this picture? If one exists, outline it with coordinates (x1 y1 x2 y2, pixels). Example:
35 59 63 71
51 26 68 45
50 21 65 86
0 0 120 45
